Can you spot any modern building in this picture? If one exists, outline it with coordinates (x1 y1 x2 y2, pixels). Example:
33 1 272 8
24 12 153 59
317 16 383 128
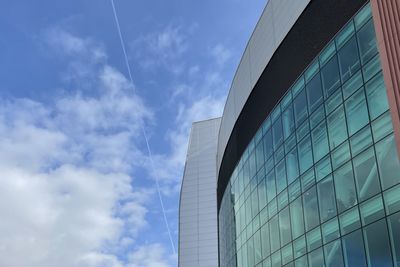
180 0 400 267
179 118 221 267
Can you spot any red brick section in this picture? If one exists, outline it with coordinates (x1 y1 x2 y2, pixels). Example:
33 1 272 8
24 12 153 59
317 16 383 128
371 0 400 154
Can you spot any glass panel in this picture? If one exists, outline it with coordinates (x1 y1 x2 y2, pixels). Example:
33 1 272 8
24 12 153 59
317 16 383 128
372 111 393 142
266 170 276 203
264 257 272 267
288 179 301 202
290 197 305 239
353 147 380 202
384 184 400 215
324 240 345 267
365 72 389 120
334 162 357 213
273 117 283 150
281 243 293 265
264 129 273 160
322 217 340 244
388 212 400 267
310 104 325 129
308 247 324 267
331 141 350 170
297 120 310 142
292 77 305 97
320 41 336 67
286 147 299 184
307 226 322 251
305 60 319 83
254 230 262 264
261 223 271 258
283 105 295 140
363 219 393 267
327 105 348 149
342 69 363 99
336 21 355 49
256 140 264 171
271 250 281 267
342 229 367 267
315 156 332 182
354 3 372 30
282 91 292 110
285 133 297 154
375 134 400 190
350 125 373 157
295 255 308 267
345 88 369 136
321 55 341 97
268 199 277 218
293 236 306 259
338 36 360 82
275 159 287 193
340 206 361 235
362 53 381 83
270 215 280 252
359 194 385 226
278 189 288 211
301 168 315 192
325 89 342 115
280 206 292 246
318 175 337 222
294 89 308 127
307 73 323 112
311 120 329 162
271 106 281 122
303 185 320 231
357 19 378 65
298 135 313 174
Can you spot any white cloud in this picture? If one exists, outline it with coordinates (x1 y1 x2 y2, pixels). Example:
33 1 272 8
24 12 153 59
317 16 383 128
0 28 173 267
127 244 173 267
211 44 232 66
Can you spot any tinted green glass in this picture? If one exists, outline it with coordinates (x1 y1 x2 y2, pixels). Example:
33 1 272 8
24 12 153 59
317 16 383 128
308 247 324 267
298 135 313 174
303 185 320 231
365 72 389 120
318 175 337 222
363 219 393 267
286 147 299 184
384 184 400 215
290 197 305 239
388 212 400 267
324 240 345 267
357 19 378 64
322 217 340 244
307 73 324 112
311 121 329 162
334 162 357 213
375 134 400 189
344 88 369 135
279 207 291 246
294 89 308 127
327 105 347 149
342 230 367 267
321 55 341 97
338 36 360 81
282 105 295 140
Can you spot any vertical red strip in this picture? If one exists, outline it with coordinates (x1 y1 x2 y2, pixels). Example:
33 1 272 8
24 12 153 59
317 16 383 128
371 0 400 155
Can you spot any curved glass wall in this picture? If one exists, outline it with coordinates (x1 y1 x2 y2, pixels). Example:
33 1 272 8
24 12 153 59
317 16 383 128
219 3 400 267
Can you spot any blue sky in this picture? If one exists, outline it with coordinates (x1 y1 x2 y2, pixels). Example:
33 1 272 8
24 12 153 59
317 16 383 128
0 0 266 266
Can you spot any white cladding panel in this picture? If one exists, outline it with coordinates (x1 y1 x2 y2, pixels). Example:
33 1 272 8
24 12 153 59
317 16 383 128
179 118 221 267
217 0 311 175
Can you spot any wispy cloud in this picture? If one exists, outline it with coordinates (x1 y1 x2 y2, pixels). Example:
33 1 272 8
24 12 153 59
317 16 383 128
0 27 173 267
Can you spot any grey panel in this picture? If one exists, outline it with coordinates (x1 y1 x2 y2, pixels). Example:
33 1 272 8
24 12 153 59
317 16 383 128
217 0 311 175
179 118 221 267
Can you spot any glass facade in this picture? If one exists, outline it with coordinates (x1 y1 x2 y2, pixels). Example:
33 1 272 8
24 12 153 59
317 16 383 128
218 4 400 267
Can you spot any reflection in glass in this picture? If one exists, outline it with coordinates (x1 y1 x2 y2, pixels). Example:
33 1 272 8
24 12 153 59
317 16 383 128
303 186 319 231
342 230 367 267
363 219 393 267
334 162 357 213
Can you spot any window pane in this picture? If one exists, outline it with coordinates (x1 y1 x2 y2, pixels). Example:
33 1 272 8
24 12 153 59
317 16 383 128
303 185 320 231
345 88 369 136
307 73 324 112
331 141 351 170
388 212 400 267
320 42 336 67
342 70 363 99
297 120 310 142
256 140 264 171
294 89 308 127
360 194 384 226
318 175 337 222
311 121 329 162
322 217 340 244
306 226 322 251
371 111 393 142
270 215 280 252
375 134 400 190
363 53 381 83
264 129 273 159
339 206 361 235
310 104 325 129
324 240 345 267
301 168 315 192
334 162 357 213
275 159 287 193
354 3 372 29
261 223 271 258
282 243 293 265
273 117 283 150
298 135 313 174
286 147 299 184
283 105 295 140
357 19 378 65
336 21 355 49
363 219 393 267
289 179 301 202
350 125 373 157
327 105 348 149
315 156 332 182
308 247 324 267
271 249 281 267
266 170 276 203
290 197 305 239
293 236 306 259
258 178 267 210
295 255 308 267
321 55 341 97
248 236 255 267
254 230 262 264
365 72 389 120
384 184 400 215
279 207 292 246
338 36 361 82
342 229 367 267
325 88 342 115
353 147 380 202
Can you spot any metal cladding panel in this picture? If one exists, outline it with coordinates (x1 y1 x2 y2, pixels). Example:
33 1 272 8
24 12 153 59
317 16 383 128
178 118 221 267
217 0 311 174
